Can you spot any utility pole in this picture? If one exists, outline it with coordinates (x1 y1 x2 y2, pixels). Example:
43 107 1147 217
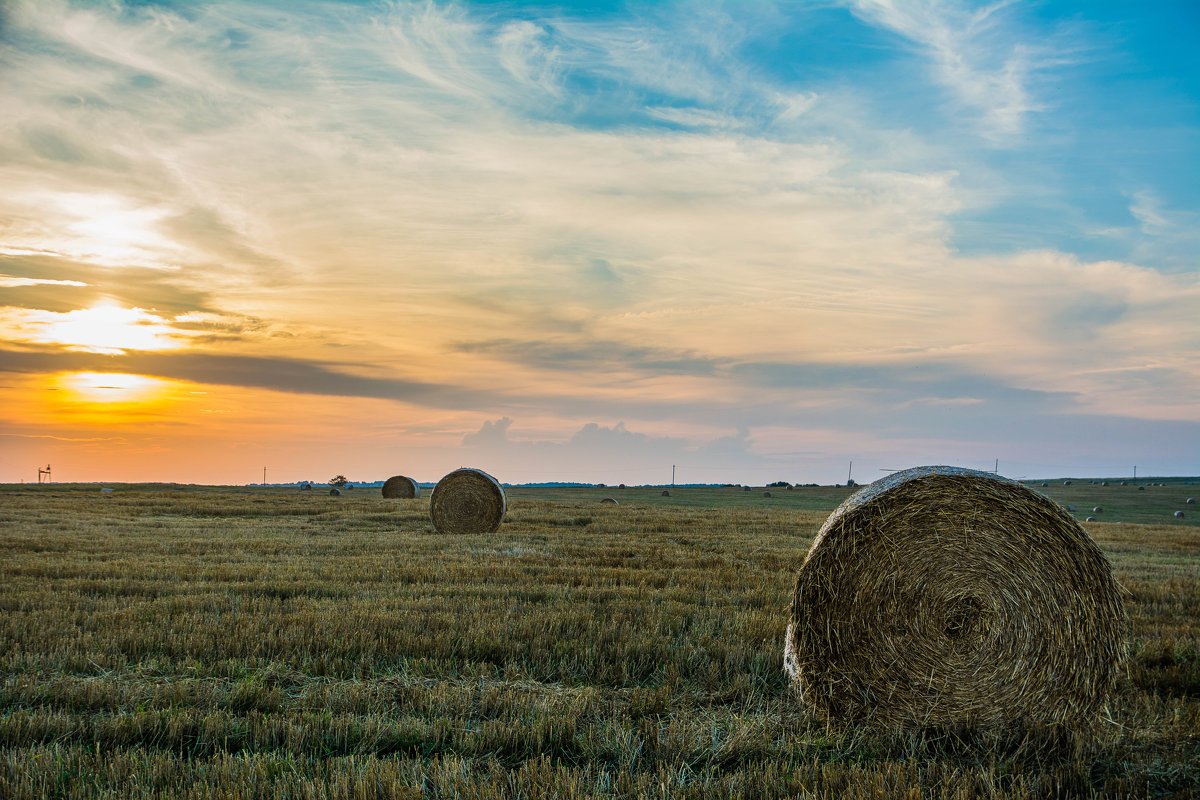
671 465 675 486
263 466 267 485
847 460 853 484
1133 466 1137 482
994 459 999 474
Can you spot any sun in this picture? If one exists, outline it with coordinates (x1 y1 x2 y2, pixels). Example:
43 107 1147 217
56 372 170 404
40 302 180 354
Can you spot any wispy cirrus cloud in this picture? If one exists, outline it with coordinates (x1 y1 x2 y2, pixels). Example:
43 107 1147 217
846 0 1066 142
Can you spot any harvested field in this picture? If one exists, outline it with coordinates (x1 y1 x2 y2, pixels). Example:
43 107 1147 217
1 483 1197 799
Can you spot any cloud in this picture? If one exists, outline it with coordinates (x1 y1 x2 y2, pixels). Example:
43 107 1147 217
0 274 87 288
847 0 1061 142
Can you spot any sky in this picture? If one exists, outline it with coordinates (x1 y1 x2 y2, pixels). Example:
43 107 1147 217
1 0 1197 486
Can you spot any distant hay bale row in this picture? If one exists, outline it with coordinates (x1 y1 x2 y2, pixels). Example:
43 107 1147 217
382 475 420 499
785 465 1125 732
429 468 505 535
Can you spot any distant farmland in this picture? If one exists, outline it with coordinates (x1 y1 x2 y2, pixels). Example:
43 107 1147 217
1 483 1197 798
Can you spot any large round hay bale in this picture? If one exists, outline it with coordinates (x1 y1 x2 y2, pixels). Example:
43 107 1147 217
382 475 420 499
661 490 670 497
1187 498 1195 504
601 497 619 505
785 465 1125 731
329 488 341 496
429 468 506 535
1175 511 1185 518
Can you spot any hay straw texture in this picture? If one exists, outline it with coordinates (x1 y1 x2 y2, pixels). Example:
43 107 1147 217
381 475 420 499
429 468 506 535
785 465 1125 731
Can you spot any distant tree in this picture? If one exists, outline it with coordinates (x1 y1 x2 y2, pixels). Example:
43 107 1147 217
329 475 348 487
768 481 792 488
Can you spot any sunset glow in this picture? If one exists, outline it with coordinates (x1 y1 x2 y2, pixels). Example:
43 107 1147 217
0 1 1196 485
26 304 182 354
56 372 169 404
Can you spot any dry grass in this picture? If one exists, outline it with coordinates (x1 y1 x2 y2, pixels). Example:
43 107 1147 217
0 484 1196 798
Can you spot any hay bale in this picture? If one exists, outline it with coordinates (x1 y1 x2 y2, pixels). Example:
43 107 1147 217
744 486 752 492
1063 480 1071 486
1138 486 1145 491
382 475 420 499
429 468 506 535
1040 482 1048 487
1093 506 1102 513
1187 498 1195 504
1086 516 1096 522
329 488 341 496
299 483 312 491
601 497 619 505
1174 511 1184 518
763 491 772 498
785 465 1125 731
661 490 670 497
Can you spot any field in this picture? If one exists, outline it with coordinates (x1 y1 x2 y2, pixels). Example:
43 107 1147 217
1 482 1197 799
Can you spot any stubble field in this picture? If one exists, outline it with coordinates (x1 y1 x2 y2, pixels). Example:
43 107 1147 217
1 482 1197 798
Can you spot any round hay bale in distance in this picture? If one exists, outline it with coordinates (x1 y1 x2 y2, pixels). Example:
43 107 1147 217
429 468 506 535
1063 480 1072 486
763 491 772 498
1093 506 1102 513
1138 486 1145 491
382 475 420 499
329 488 341 496
661 490 670 497
785 465 1125 731
1187 497 1195 504
1175 511 1185 518
601 497 619 505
